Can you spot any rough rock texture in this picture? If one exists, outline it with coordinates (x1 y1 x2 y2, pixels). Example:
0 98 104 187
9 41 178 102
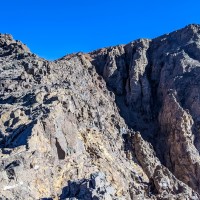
1 25 200 199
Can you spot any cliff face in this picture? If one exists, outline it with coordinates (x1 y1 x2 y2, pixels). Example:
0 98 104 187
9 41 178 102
0 25 200 199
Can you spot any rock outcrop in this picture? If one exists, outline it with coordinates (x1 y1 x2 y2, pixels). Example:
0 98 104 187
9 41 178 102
1 25 200 199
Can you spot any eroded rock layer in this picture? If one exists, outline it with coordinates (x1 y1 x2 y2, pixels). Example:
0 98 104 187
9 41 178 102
1 24 200 199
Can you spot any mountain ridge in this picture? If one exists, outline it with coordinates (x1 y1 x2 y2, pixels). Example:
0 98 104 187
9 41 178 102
0 24 200 199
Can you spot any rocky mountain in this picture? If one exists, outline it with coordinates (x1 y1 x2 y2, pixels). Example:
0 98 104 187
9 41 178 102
0 24 200 199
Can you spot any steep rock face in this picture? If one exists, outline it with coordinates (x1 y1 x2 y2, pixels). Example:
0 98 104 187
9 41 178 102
1 25 200 199
89 24 200 195
0 35 148 200
134 132 198 199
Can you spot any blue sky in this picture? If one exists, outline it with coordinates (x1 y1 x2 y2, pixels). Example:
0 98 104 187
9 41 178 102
1 0 200 60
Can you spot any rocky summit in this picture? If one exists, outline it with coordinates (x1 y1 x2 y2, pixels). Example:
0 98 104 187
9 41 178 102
1 24 200 200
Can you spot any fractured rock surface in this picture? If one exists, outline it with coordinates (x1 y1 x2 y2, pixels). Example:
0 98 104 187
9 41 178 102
1 25 200 199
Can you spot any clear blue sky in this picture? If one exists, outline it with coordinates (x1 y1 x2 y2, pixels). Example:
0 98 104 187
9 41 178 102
1 0 200 60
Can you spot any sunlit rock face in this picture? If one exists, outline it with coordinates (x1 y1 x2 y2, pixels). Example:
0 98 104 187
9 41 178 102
1 25 200 199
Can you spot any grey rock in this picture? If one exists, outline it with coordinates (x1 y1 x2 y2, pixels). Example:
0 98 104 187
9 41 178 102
1 24 200 199
60 172 118 200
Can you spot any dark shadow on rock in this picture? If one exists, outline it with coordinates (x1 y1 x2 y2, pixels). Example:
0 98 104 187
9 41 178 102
55 138 66 160
0 95 17 105
44 96 59 105
1 121 37 148
60 179 94 200
22 93 36 106
5 160 21 180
